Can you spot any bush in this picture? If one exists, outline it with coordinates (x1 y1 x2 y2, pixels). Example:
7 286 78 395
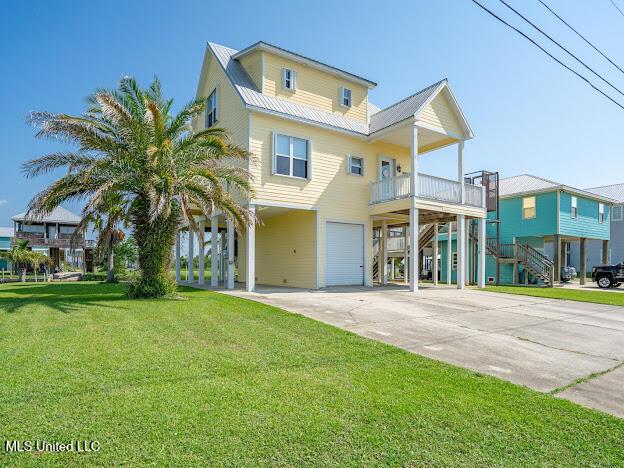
126 273 177 299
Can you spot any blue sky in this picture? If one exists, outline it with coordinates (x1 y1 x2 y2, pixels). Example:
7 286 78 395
2 0 624 229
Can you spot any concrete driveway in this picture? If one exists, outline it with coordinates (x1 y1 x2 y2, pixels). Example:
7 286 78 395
225 285 624 418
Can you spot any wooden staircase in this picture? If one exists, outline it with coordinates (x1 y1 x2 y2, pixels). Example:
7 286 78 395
484 238 554 285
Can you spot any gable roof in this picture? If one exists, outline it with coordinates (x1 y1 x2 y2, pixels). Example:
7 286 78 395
12 206 82 224
585 183 624 203
0 227 13 238
499 174 616 203
207 42 471 139
232 41 377 89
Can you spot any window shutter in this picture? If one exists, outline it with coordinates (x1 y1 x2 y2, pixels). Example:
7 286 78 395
292 70 297 90
306 139 311 179
346 155 352 175
271 131 277 175
339 87 344 105
214 88 218 122
281 69 286 89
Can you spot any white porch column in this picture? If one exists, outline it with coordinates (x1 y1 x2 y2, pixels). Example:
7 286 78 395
409 125 419 292
381 220 388 285
458 140 465 204
464 219 473 286
478 216 486 288
198 220 205 285
246 205 256 292
211 215 218 287
457 214 465 289
390 258 395 280
175 231 181 282
187 229 194 284
433 224 439 285
447 222 453 285
403 226 409 284
227 219 235 289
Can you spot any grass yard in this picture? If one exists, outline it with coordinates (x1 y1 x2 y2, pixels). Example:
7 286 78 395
486 285 624 306
1 283 623 466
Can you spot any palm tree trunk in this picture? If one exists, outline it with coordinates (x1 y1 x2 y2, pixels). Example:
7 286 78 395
107 234 115 282
19 264 26 282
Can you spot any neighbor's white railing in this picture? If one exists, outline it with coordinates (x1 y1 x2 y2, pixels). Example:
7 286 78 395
370 172 484 208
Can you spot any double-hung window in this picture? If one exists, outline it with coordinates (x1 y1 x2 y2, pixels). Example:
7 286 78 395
522 196 536 219
340 87 352 107
282 68 296 91
571 196 578 219
347 155 364 176
205 89 218 128
613 205 623 222
599 203 605 223
274 133 309 179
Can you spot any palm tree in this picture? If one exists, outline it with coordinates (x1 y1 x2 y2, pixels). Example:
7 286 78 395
23 77 252 297
77 192 129 283
1 239 51 282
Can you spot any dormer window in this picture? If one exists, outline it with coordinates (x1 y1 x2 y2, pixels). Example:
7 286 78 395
205 89 218 128
340 87 352 107
282 68 296 91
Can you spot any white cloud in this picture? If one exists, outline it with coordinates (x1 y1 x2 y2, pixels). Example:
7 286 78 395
0 199 7 206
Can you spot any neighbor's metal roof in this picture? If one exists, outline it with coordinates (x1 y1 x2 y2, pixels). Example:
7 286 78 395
12 206 82 224
0 227 13 238
499 174 617 203
586 183 624 203
368 80 446 134
208 42 456 138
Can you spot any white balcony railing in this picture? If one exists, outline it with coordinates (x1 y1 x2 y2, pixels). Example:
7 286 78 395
370 172 484 208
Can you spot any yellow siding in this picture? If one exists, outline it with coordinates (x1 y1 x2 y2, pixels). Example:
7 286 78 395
250 112 412 286
262 52 368 123
419 91 464 136
194 49 248 149
251 210 317 288
239 51 263 91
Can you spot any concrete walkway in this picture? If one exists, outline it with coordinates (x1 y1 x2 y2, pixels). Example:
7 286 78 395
202 283 623 418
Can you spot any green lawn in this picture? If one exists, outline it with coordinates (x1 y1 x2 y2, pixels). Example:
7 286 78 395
486 285 624 306
1 283 623 466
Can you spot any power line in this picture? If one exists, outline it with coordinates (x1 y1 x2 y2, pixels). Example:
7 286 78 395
610 0 624 18
537 0 624 76
497 0 624 99
471 0 624 111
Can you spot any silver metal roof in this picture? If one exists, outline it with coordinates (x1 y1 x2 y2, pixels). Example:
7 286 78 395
368 80 446 134
499 174 617 203
208 42 456 138
586 183 624 203
231 41 377 88
12 206 82 224
0 227 13 238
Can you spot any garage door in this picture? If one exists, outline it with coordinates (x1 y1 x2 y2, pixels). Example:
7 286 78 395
326 222 364 286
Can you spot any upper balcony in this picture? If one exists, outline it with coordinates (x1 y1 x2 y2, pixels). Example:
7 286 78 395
370 173 485 208
14 231 93 248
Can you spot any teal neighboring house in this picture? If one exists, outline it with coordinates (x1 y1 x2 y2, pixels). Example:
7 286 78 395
0 227 14 271
438 174 615 285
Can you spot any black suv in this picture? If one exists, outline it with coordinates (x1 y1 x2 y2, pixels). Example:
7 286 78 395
592 264 624 288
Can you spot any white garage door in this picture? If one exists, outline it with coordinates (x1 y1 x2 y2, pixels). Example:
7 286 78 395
326 222 364 286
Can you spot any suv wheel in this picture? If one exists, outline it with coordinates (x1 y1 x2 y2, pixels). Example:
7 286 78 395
598 276 613 288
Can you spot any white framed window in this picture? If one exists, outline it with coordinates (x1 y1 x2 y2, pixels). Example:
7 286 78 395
282 68 296 91
522 196 536 219
612 205 623 222
205 89 218 128
571 196 578 219
599 203 605 223
272 133 309 179
452 252 458 271
347 155 364 176
340 87 352 107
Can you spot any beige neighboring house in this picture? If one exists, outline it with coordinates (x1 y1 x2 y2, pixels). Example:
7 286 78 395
177 40 487 292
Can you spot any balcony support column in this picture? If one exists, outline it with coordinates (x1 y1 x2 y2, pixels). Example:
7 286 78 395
198 220 205 286
602 239 609 264
227 219 235 289
478 217 486 288
457 214 466 290
403 225 409 284
409 125 419 292
246 205 256 292
447 222 453 285
433 224 439 285
458 140 465 204
381 220 388 285
187 228 194 284
211 214 219 287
